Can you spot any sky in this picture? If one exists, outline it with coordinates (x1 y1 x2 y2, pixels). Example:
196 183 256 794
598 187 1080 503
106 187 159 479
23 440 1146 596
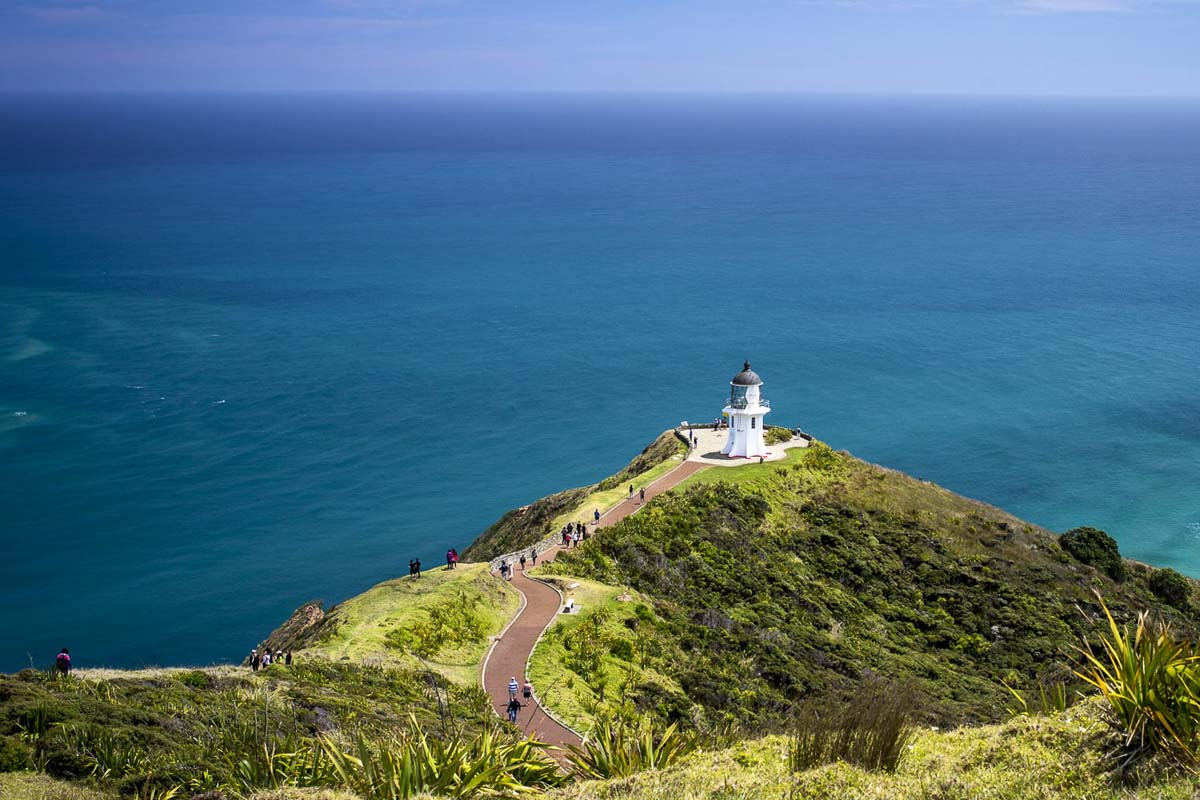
1 0 1198 95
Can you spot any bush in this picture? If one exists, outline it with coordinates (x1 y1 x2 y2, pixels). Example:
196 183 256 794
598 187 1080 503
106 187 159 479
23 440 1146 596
0 735 31 772
566 717 699 779
764 427 793 446
1075 593 1200 773
1061 526 1125 581
788 681 917 773
608 639 635 661
1149 568 1191 610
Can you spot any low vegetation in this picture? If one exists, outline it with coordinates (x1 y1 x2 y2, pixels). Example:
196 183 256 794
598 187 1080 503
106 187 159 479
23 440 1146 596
542 442 1200 728
463 432 685 561
284 564 520 685
788 679 915 773
564 718 699 780
1076 594 1200 776
8 433 1200 799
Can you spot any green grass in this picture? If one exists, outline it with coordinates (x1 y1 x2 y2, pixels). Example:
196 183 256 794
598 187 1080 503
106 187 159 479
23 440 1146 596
548 697 1200 800
548 455 687 533
526 575 681 735
0 772 116 800
306 563 521 685
464 431 687 561
544 440 1200 729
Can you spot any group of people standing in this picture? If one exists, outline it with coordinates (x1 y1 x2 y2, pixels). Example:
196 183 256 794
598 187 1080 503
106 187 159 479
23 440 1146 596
560 520 589 547
445 548 459 569
249 647 292 670
408 558 423 577
506 675 534 723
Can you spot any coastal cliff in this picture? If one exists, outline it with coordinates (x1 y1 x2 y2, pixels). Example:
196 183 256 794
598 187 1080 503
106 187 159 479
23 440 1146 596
3 433 1199 800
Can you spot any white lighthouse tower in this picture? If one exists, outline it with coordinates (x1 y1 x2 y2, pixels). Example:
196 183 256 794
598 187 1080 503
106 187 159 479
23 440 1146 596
722 361 770 458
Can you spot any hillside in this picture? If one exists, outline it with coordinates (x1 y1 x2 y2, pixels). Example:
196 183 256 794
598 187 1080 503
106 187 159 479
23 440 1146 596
265 563 521 685
544 696 1199 800
5 434 1200 800
462 431 686 561
537 441 1199 729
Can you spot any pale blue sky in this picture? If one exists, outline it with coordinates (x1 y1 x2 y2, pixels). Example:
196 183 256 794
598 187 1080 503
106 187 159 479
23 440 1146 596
2 0 1198 95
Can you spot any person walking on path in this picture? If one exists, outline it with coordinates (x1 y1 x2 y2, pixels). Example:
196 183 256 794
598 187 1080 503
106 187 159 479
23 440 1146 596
594 508 600 524
629 484 634 498
520 553 527 571
639 487 646 503
507 696 522 723
530 549 537 566
55 648 71 676
508 676 519 701
523 678 533 702
500 561 509 580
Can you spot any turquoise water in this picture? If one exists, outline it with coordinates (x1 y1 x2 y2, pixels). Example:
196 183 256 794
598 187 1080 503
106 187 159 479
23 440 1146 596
2 94 1200 671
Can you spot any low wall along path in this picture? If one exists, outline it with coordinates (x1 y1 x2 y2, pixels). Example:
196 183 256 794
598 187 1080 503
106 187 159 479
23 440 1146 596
481 458 708 748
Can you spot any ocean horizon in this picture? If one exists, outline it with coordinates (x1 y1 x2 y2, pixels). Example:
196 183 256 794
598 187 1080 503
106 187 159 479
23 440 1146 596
3 92 1200 672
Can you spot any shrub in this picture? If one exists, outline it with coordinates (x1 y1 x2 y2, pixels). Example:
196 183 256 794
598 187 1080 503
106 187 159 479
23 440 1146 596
788 681 917 773
608 639 635 661
0 735 32 772
321 723 562 799
1075 593 1200 773
764 427 793 446
566 717 699 779
1150 569 1191 610
1061 526 1125 581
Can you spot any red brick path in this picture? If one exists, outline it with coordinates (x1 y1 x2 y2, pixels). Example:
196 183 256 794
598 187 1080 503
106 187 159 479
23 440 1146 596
481 458 708 748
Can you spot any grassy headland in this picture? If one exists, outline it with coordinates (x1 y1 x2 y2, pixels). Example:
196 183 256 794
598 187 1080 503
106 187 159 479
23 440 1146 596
462 431 686 561
540 440 1200 729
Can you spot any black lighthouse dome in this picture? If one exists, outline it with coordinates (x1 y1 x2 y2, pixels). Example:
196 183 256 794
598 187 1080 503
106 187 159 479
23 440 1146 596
731 361 762 386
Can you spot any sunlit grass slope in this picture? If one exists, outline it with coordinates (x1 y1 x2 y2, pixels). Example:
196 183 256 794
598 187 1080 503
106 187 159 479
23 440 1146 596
548 697 1199 800
306 562 521 684
525 575 681 734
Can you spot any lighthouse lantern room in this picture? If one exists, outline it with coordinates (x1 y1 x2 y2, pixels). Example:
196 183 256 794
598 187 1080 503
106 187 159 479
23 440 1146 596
722 361 770 458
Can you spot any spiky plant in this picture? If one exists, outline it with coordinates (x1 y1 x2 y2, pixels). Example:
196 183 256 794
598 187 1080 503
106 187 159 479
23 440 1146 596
565 717 699 780
1075 593 1200 772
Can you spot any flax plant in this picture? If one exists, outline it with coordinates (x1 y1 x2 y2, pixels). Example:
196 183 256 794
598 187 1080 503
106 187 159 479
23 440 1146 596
1075 593 1200 772
565 717 700 780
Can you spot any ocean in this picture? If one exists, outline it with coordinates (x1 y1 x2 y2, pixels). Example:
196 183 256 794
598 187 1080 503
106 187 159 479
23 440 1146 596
2 93 1199 671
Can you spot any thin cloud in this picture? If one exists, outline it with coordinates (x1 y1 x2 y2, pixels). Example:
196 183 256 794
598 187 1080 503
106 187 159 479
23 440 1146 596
24 4 109 23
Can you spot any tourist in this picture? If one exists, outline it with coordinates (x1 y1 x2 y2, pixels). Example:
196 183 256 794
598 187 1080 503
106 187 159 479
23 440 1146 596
451 548 458 568
508 676 519 700
523 678 533 701
446 549 455 570
639 487 646 503
562 528 570 546
530 549 537 566
408 559 416 577
629 484 634 498
55 648 71 676
594 509 600 524
500 561 509 580
572 530 581 547
414 558 422 577
261 651 272 668
520 553 527 571
250 649 259 671
285 651 293 666
507 696 521 723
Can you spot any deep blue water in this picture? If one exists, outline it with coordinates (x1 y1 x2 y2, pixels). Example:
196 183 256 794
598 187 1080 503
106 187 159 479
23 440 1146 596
3 94 1200 672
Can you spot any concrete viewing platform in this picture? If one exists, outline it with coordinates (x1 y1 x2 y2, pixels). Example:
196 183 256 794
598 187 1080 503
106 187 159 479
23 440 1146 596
683 425 809 467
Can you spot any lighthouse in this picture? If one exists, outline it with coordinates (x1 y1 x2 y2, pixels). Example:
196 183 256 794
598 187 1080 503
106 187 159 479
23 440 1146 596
721 361 770 458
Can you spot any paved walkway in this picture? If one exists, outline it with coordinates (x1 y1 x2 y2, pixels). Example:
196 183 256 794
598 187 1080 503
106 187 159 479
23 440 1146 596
481 458 708 748
684 426 808 467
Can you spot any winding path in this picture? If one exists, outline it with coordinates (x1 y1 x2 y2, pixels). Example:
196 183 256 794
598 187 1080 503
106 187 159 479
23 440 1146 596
481 459 708 747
